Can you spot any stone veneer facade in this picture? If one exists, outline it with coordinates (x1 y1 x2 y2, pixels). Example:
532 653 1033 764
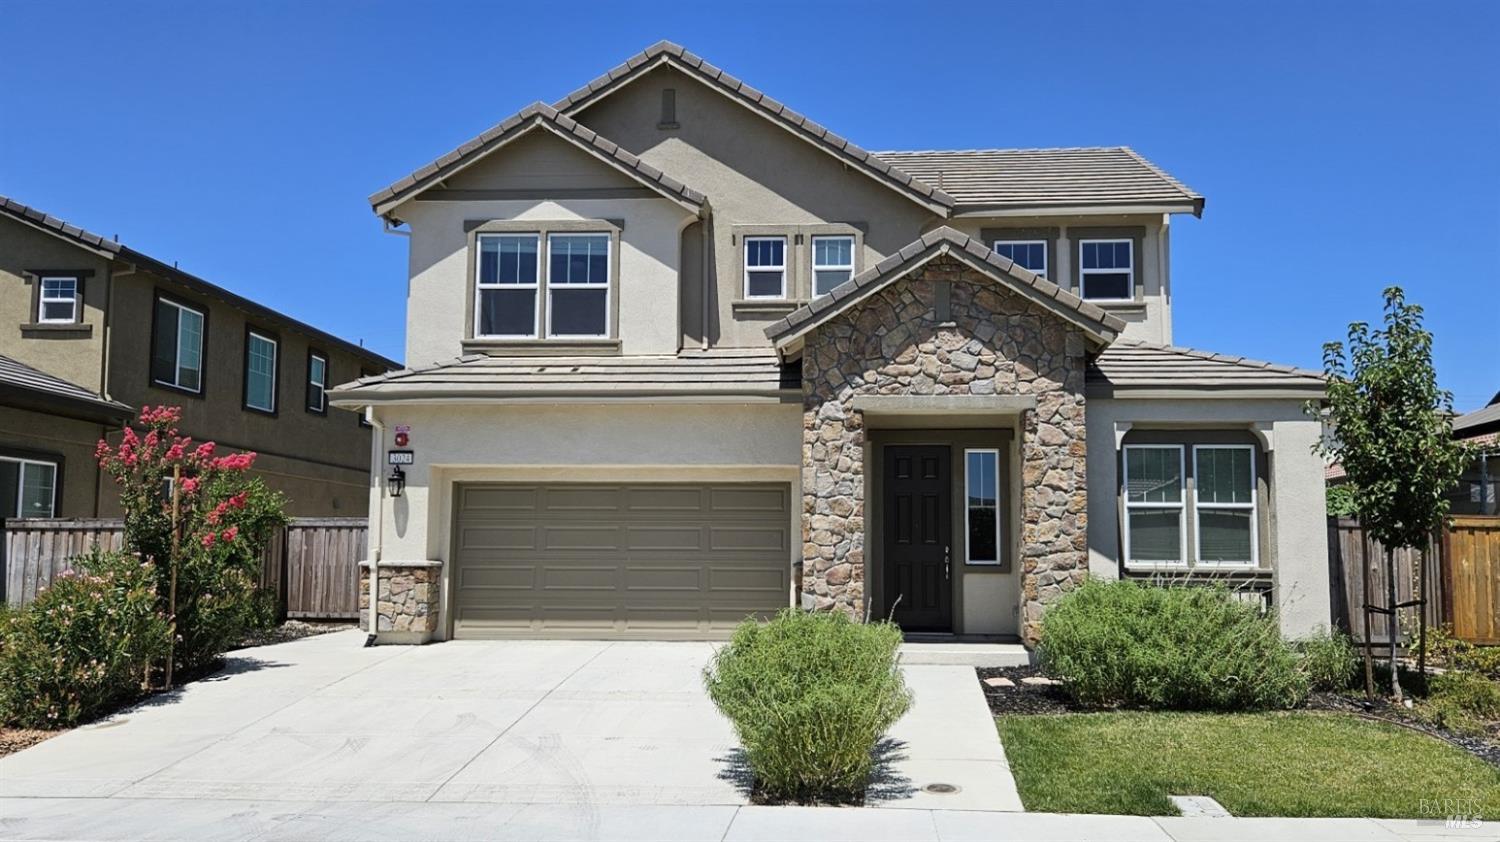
800 256 1090 643
358 561 440 639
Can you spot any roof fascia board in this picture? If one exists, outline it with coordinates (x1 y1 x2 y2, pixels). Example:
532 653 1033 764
328 389 801 407
1086 385 1327 400
951 202 1200 219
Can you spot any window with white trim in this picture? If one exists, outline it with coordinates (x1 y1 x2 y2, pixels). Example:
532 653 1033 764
1079 239 1133 301
965 449 1001 565
151 296 205 393
475 233 540 338
811 235 855 296
306 352 328 413
743 236 787 299
38 277 80 323
244 331 278 413
0 456 57 519
1194 445 1258 567
992 241 1047 277
1123 445 1185 567
547 233 610 337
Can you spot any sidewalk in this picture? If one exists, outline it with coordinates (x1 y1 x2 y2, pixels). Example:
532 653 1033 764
0 798 1494 841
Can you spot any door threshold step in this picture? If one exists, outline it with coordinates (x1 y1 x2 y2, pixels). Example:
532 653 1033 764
899 641 1030 667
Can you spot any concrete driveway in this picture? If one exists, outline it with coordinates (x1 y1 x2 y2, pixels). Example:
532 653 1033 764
0 629 1018 817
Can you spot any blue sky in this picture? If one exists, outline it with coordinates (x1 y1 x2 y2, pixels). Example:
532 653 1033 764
4 1 1496 410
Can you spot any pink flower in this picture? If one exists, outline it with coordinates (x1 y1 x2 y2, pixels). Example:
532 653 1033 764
222 526 238 542
180 477 199 495
200 532 216 548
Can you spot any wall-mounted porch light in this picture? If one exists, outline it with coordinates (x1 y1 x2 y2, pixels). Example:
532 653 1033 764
385 465 406 498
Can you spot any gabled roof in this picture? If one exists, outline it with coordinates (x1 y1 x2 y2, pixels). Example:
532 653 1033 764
328 349 793 404
550 42 953 215
1453 394 1500 436
369 102 708 219
873 147 1203 216
0 195 123 257
0 354 132 423
764 226 1125 350
1087 340 1325 397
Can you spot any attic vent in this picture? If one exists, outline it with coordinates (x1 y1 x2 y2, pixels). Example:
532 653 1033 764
658 89 679 129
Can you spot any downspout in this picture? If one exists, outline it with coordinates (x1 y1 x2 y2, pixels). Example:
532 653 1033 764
365 407 385 646
700 216 711 352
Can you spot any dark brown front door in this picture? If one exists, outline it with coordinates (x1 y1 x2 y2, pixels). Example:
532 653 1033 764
883 445 952 632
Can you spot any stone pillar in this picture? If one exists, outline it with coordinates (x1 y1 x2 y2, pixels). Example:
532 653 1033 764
358 560 441 644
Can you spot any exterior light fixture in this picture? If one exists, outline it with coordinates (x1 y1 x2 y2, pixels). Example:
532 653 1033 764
386 465 406 498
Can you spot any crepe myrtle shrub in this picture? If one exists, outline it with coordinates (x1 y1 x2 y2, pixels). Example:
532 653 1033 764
703 610 912 803
96 405 288 675
1037 580 1309 711
0 550 170 728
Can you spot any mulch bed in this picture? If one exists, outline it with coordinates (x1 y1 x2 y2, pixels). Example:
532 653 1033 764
233 619 353 650
976 666 1500 769
0 728 55 758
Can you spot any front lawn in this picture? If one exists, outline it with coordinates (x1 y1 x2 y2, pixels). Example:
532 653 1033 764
998 711 1500 818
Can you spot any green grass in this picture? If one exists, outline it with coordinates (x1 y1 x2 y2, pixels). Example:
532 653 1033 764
997 711 1500 818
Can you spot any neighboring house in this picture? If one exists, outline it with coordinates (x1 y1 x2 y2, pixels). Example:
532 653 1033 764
1451 393 1499 516
331 41 1330 645
0 196 400 519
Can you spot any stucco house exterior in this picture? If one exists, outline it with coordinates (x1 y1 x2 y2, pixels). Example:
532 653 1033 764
331 41 1330 645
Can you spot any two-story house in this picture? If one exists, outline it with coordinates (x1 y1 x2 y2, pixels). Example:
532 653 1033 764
0 196 400 519
331 42 1330 645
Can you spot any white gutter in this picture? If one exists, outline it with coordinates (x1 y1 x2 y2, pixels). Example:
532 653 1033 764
365 407 385 645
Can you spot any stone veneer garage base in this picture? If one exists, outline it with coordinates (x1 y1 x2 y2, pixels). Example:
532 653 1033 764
358 560 442 643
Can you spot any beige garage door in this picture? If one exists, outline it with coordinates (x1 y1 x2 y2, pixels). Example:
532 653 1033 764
451 483 792 639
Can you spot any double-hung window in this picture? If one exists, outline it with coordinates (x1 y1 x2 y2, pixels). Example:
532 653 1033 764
475 234 540 338
811 235 855 296
743 237 787 299
547 233 610 337
1193 445 1258 567
151 296 205 393
1123 445 1186 567
1079 239 1133 301
244 330 278 414
992 241 1047 277
965 449 1001 565
0 456 57 519
38 277 80 323
306 352 328 414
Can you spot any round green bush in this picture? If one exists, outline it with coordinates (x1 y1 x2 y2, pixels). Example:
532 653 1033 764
1296 627 1359 692
1038 580 1309 711
703 610 911 802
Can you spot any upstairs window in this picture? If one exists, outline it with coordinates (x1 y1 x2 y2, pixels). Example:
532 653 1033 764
0 455 58 519
38 276 80 323
812 235 855 296
151 296 205 394
992 241 1047 277
244 330 279 414
743 237 787 299
306 352 328 414
1079 239 1133 301
547 233 610 337
476 234 540 338
1123 445 1185 566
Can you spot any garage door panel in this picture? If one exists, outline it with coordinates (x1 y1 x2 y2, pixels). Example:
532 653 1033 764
708 566 787 594
623 525 707 552
460 565 536 590
541 565 619 592
624 486 707 512
541 486 623 512
458 525 537 551
709 525 788 552
711 486 788 514
461 486 539 513
541 525 623 551
623 565 703 592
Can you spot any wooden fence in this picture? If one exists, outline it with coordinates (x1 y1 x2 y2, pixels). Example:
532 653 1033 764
3 517 367 620
1328 516 1500 646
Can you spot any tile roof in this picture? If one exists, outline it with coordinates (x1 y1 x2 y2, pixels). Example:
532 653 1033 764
1453 400 1500 435
0 354 132 420
328 349 793 403
1087 340 1326 395
764 226 1125 348
872 147 1204 215
368 102 708 217
0 195 123 256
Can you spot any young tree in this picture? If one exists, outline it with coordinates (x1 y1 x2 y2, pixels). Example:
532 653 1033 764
1313 287 1473 700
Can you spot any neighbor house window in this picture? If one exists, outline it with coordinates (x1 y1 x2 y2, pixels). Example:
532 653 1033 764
38 276 80 323
811 235 855 296
1123 445 1185 567
965 449 1001 565
1079 239 1133 301
475 233 540 338
244 330 278 414
547 233 610 337
306 352 328 414
743 237 787 299
0 456 57 519
1194 445 1258 567
993 241 1047 277
151 296 205 393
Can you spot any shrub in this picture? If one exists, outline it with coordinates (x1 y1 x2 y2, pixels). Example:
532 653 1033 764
1297 627 1359 692
703 610 911 802
1038 580 1308 711
0 551 170 728
1420 671 1500 736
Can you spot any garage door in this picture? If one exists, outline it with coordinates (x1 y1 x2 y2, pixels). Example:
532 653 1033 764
452 483 792 639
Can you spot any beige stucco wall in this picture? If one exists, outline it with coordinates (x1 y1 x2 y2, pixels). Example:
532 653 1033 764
0 216 113 393
363 401 802 639
1084 396 1331 638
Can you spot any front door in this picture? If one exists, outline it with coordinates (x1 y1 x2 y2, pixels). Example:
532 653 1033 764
883 445 952 632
